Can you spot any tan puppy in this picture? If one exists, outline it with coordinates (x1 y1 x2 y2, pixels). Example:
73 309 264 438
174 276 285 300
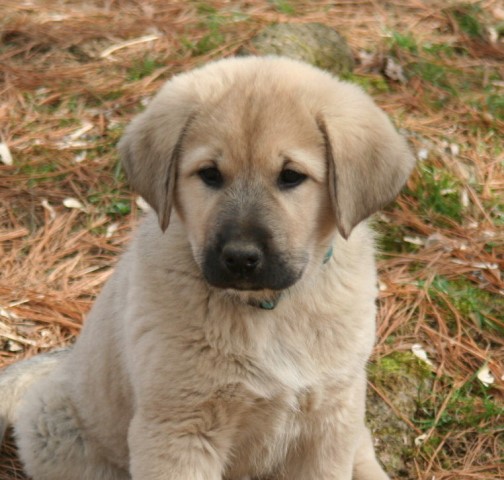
0 56 415 480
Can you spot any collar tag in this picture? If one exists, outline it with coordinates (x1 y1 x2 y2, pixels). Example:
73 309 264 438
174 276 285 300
259 299 278 310
323 245 333 264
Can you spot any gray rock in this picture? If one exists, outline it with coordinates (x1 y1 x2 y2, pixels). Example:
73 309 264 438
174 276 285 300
366 352 434 479
239 23 354 75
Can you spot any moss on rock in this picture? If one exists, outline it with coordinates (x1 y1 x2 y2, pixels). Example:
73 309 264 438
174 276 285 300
367 352 434 478
239 23 354 75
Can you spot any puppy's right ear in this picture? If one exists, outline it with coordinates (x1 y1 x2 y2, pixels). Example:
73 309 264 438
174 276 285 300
118 92 195 232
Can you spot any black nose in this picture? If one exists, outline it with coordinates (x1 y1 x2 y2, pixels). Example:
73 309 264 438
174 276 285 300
221 241 263 275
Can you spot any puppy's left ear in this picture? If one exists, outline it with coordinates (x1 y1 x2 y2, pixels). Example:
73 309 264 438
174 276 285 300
317 88 416 239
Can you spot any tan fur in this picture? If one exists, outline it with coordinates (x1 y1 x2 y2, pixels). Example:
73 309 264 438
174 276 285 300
4 56 415 480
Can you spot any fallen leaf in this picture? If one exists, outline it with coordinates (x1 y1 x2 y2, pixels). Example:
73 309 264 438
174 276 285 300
63 197 85 211
383 57 407 83
411 343 434 367
136 196 151 212
477 364 494 387
0 142 13 165
41 199 57 220
106 223 119 238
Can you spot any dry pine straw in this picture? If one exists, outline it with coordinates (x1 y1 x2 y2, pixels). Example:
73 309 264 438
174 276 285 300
0 1 503 479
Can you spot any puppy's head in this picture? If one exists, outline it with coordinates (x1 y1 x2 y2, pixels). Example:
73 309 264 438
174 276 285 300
119 57 415 294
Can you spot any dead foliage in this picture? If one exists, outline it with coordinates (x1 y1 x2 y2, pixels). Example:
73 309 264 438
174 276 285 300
0 1 503 479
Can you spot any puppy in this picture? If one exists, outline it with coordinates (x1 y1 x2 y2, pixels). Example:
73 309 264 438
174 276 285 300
0 56 415 480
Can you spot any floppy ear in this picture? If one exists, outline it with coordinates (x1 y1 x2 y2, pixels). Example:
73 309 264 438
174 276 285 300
317 92 415 239
118 92 195 232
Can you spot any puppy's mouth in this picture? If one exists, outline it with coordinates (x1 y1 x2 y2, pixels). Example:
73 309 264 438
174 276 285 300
202 259 304 292
201 246 306 293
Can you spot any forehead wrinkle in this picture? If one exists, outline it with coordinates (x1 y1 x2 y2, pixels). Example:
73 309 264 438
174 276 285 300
229 110 278 172
190 78 324 175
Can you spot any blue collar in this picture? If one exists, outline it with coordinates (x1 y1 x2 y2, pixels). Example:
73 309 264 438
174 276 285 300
252 246 333 310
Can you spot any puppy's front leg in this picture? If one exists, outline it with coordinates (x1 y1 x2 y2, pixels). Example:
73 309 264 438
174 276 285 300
281 422 389 480
128 409 228 480
279 385 368 480
280 419 357 480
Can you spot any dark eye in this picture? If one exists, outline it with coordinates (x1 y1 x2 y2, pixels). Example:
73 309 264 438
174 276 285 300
278 169 307 189
198 167 224 188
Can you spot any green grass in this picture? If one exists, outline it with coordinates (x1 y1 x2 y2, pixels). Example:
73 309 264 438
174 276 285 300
182 28 224 56
416 375 503 436
17 160 63 188
87 185 131 218
270 0 296 15
422 42 458 58
427 276 504 336
375 221 421 255
385 28 503 117
407 61 458 96
407 163 464 227
102 90 124 102
447 3 486 39
57 117 81 128
181 5 229 56
342 72 390 94
127 57 163 81
486 94 504 120
182 3 250 56
389 31 418 54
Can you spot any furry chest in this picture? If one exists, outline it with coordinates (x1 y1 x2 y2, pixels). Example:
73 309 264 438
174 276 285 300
224 389 312 479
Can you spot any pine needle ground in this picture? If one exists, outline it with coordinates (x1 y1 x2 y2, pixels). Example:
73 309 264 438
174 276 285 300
1 1 502 478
